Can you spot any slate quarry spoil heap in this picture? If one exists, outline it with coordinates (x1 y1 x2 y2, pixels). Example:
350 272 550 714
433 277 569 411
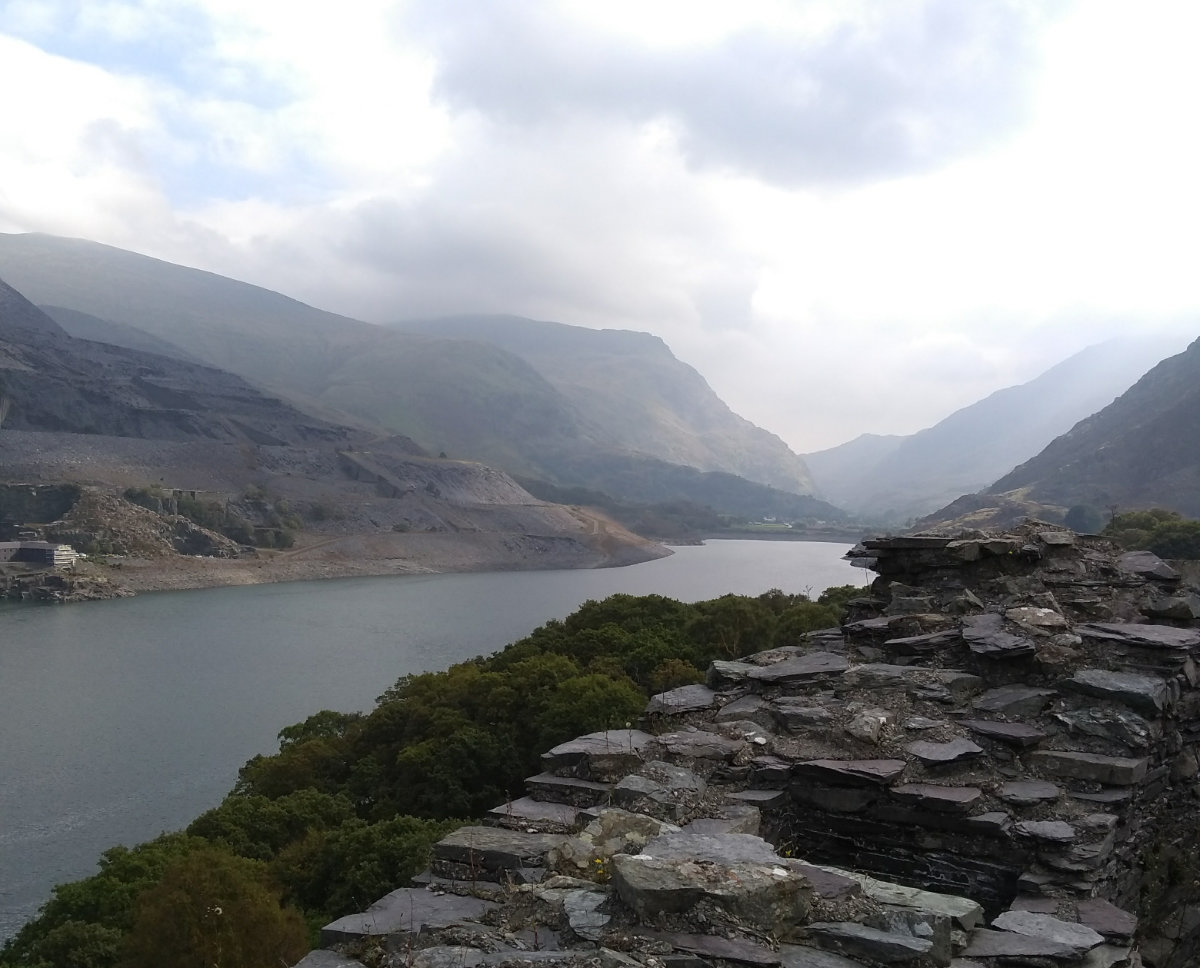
300 523 1200 968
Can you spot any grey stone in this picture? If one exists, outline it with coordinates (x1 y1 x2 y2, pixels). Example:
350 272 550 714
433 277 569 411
793 864 862 900
1039 531 1076 546
881 630 960 655
794 759 907 786
778 945 873 968
637 929 784 965
541 729 653 781
1061 669 1168 716
646 728 746 766
527 772 613 807
1077 622 1200 650
772 697 836 730
684 803 761 836
611 761 706 821
1005 605 1069 629
1081 944 1135 968
792 783 881 814
730 788 790 809
959 719 1046 748
646 684 717 716
961 928 1080 960
1118 550 1180 580
961 614 1038 658
562 888 609 940
997 780 1061 806
841 664 914 689
611 831 812 933
991 910 1104 952
748 651 850 686
845 707 894 744
1014 820 1076 842
806 922 932 963
1028 750 1149 786
966 812 1011 835
1076 899 1138 939
1144 593 1200 621
321 888 497 946
891 783 982 813
903 716 944 730
929 671 986 702
1053 708 1153 749
486 797 579 832
971 685 1056 718
434 827 568 879
708 660 759 689
811 866 983 929
293 953 366 968
905 738 984 766
411 947 487 968
715 694 778 729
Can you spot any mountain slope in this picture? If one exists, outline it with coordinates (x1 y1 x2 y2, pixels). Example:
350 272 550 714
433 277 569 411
986 336 1200 517
0 233 820 518
390 315 815 495
802 336 1189 520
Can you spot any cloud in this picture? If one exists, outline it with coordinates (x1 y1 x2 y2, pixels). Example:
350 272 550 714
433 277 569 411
410 0 1052 187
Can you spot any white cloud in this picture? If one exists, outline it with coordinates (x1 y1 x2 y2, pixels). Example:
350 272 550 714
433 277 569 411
1 0 1198 454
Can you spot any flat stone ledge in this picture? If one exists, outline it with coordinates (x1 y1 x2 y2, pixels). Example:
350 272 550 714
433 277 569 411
793 759 907 787
1027 750 1149 786
960 719 1047 748
321 888 497 946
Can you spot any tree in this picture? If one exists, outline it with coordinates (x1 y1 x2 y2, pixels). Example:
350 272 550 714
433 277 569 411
120 846 306 968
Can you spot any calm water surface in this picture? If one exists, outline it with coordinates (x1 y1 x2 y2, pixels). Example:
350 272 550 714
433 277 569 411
0 539 862 939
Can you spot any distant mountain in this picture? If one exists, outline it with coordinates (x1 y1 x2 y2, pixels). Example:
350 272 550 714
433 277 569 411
389 315 815 495
802 336 1189 522
984 336 1200 518
0 233 822 520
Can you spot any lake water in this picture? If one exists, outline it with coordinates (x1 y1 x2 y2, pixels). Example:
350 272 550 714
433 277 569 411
0 539 863 939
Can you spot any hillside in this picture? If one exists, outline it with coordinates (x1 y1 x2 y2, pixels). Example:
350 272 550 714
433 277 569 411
0 234 821 519
802 335 1188 521
0 275 664 580
985 336 1200 518
390 315 815 495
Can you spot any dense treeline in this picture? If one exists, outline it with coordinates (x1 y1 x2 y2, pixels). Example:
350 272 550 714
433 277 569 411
2 585 859 968
1103 508 1200 560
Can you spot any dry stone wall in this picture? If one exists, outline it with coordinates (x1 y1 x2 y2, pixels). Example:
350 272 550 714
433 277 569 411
299 523 1200 968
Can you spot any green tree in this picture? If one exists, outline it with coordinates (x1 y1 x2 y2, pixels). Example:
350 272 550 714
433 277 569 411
119 846 306 968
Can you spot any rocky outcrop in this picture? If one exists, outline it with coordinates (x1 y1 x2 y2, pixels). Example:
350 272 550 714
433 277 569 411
300 523 1200 968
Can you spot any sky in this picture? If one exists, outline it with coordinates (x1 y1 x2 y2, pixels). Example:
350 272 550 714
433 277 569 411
1 0 1199 453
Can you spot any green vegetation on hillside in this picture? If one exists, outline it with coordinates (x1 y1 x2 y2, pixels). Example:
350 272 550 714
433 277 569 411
1103 508 1200 559
1 586 859 968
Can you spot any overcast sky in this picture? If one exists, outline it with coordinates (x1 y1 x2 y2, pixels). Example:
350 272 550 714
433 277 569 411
2 0 1198 452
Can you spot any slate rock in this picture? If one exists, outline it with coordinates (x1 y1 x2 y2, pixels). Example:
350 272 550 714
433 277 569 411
794 759 907 786
778 945 873 968
1076 898 1137 939
708 660 759 689
1053 708 1153 749
960 719 1046 748
434 826 568 879
971 685 1056 718
845 707 894 744
811 865 983 929
294 953 366 968
486 797 579 832
1005 605 1069 629
646 684 717 716
637 929 784 965
527 772 613 807
1076 622 1200 650
1027 750 1149 786
611 831 812 934
961 614 1038 658
412 947 487 968
961 928 1080 960
891 783 982 814
997 780 1061 806
542 729 653 781
321 888 497 946
1014 820 1076 843
715 694 778 729
991 910 1104 952
1118 550 1180 581
905 738 983 766
612 762 706 821
748 652 850 687
1144 593 1200 621
562 889 610 941
1060 669 1168 716
646 728 746 766
772 698 836 731
881 630 960 655
805 922 932 963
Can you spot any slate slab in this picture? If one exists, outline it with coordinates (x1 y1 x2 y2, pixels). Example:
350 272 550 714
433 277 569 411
905 738 984 766
811 865 983 929
805 922 932 963
715 694 778 728
637 929 783 965
1076 899 1138 939
294 953 366 968
748 652 850 687
794 759 907 786
772 698 836 731
434 826 568 877
1005 606 1069 629
1027 750 1149 786
486 797 579 832
778 945 872 968
542 729 653 781
971 685 1056 718
997 780 1061 806
527 772 613 807
891 783 982 813
961 614 1037 658
321 888 497 946
991 910 1104 952
1076 623 1200 650
647 728 746 765
1060 669 1168 716
960 719 1046 748
1118 550 1180 581
961 928 1079 960
881 630 960 655
646 684 717 716
1014 820 1076 843
708 660 759 689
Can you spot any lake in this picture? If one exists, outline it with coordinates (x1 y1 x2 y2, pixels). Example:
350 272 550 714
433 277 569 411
0 538 863 939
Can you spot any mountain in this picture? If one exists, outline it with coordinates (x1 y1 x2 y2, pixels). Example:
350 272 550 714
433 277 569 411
984 336 1200 518
388 315 815 495
0 274 661 570
802 336 1189 522
0 233 821 519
